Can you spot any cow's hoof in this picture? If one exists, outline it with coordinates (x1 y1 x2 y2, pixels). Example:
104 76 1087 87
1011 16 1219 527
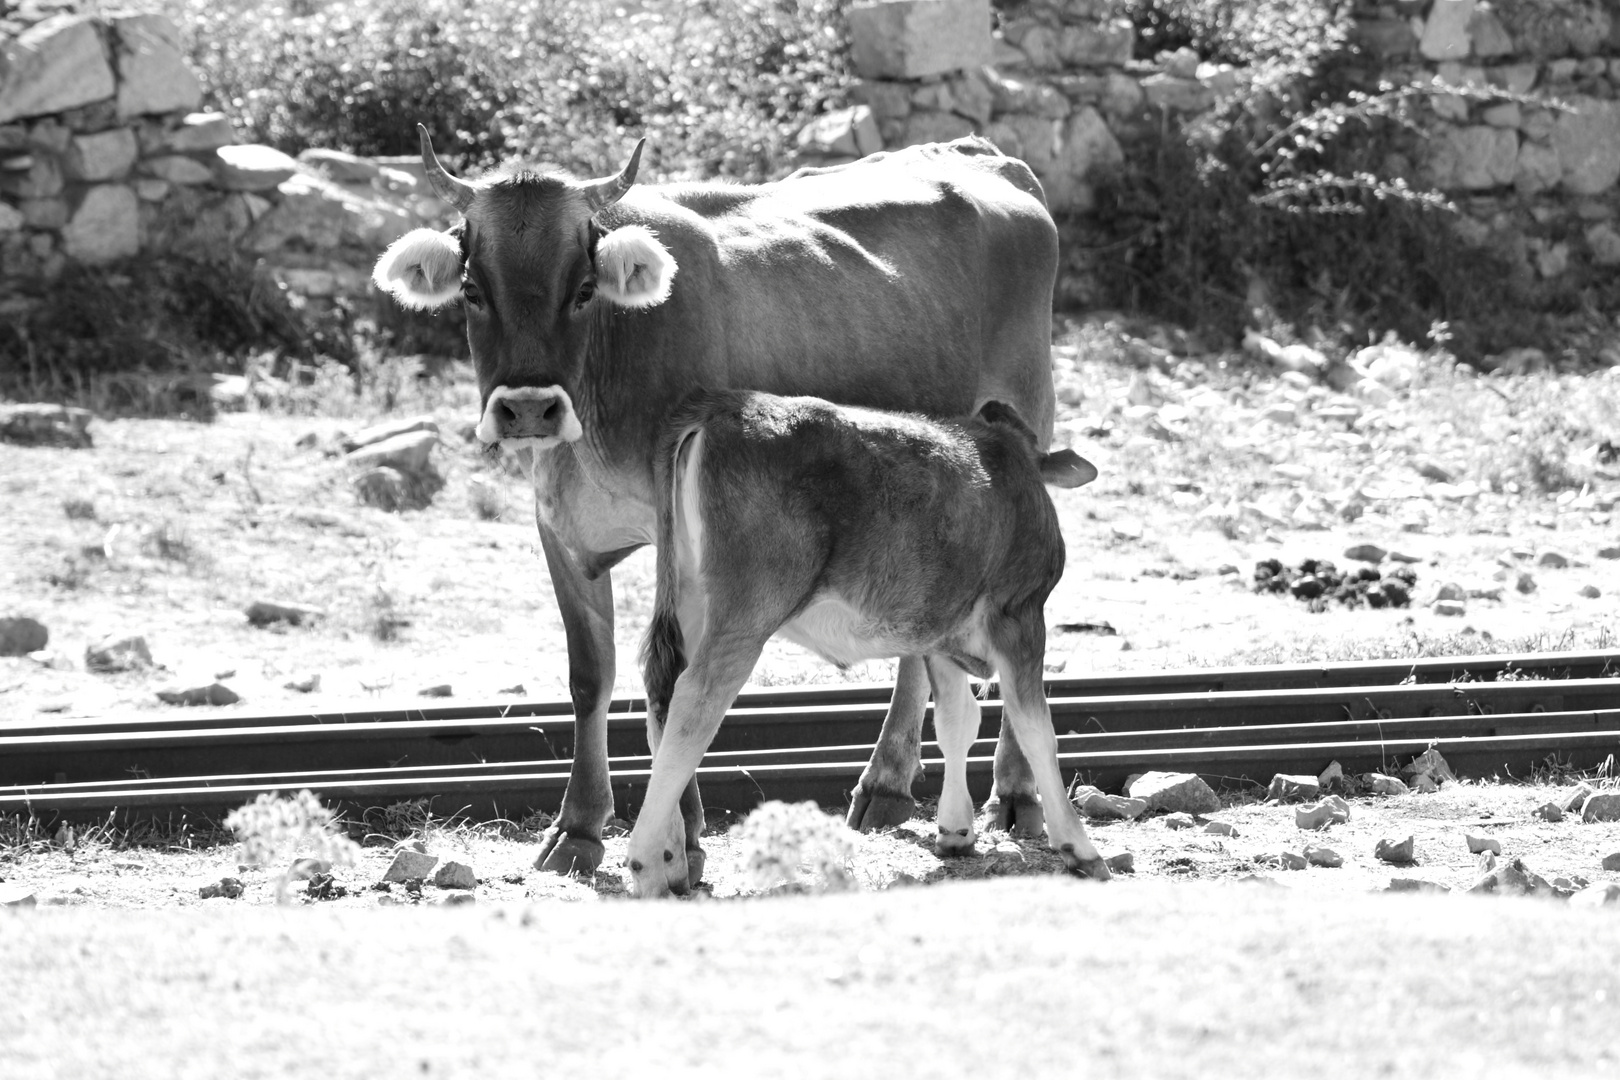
1059 843 1113 881
985 794 1044 838
847 788 917 832
935 825 977 857
534 829 605 879
685 845 706 890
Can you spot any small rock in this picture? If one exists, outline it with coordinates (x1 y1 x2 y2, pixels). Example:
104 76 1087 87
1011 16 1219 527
1161 812 1196 830
288 858 330 882
1533 802 1564 823
1104 852 1135 874
1385 878 1449 894
1435 581 1467 601
1598 546 1620 560
346 430 439 473
1127 771 1221 815
1203 821 1239 838
1465 834 1502 856
244 600 326 627
497 683 527 695
0 403 94 448
1074 788 1148 820
1515 572 1537 594
1343 543 1387 563
156 682 240 707
1569 883 1620 908
0 883 38 907
382 849 439 882
1304 844 1343 868
418 684 453 698
0 616 48 656
443 893 477 907
342 416 440 453
283 673 321 694
1581 793 1620 822
84 633 152 673
1295 796 1352 831
1388 550 1421 564
305 873 347 900
1317 761 1345 790
198 877 243 900
1401 749 1456 786
1267 774 1321 803
1536 550 1570 569
433 861 477 890
1363 773 1409 796
377 894 400 907
1579 585 1602 599
1375 835 1416 864
1258 850 1308 871
1559 783 1597 814
1409 773 1440 794
1432 599 1467 617
213 144 298 191
1470 856 1556 897
1601 852 1620 872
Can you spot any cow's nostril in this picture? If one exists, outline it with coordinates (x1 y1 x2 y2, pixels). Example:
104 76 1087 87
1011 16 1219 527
496 401 519 429
541 401 560 423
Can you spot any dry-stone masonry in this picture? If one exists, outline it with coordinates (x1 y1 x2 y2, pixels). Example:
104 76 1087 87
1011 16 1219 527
0 9 448 320
801 0 1620 292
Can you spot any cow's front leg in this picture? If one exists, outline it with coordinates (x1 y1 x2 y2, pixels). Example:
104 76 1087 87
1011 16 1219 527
984 715 1044 837
533 526 616 878
846 655 929 831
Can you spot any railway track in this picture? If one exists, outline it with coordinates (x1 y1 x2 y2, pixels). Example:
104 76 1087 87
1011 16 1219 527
3 649 1617 824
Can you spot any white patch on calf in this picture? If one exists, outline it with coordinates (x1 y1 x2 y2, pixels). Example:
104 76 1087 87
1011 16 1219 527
595 224 676 308
475 385 582 447
372 228 463 310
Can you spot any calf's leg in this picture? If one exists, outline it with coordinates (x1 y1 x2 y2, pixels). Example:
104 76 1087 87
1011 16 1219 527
643 655 709 889
628 640 765 898
924 657 981 857
993 648 1110 880
846 655 930 831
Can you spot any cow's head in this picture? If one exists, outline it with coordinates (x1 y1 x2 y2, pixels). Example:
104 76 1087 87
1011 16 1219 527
372 126 676 451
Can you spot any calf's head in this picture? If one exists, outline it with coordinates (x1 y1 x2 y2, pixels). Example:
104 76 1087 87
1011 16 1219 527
372 126 677 450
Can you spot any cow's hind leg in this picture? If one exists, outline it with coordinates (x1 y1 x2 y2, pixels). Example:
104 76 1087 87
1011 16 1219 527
925 657 981 856
846 655 929 831
533 527 616 879
992 643 1110 880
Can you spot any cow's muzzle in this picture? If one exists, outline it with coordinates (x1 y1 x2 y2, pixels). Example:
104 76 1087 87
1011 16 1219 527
476 385 583 448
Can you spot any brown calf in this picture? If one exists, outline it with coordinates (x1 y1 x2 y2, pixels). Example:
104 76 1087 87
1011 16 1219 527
626 390 1110 896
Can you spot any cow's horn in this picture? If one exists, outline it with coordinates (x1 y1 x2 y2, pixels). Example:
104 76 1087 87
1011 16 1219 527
418 124 476 213
581 138 646 215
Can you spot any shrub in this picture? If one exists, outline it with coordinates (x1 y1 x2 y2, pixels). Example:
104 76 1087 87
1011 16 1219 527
729 799 857 893
225 789 361 904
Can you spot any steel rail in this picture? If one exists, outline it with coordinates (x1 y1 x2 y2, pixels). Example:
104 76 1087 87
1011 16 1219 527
5 677 1618 789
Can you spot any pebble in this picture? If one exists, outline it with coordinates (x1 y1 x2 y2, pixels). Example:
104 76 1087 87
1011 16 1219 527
85 633 153 673
1558 783 1596 814
1105 852 1135 874
0 883 38 907
156 682 241 707
198 877 243 900
433 861 477 890
1295 796 1351 831
1385 878 1449 894
1579 585 1601 599
1375 835 1416 864
1304 844 1343 868
1267 773 1321 803
1162 812 1196 830
1536 550 1570 568
382 849 439 882
1073 788 1149 821
244 600 326 628
1601 852 1620 873
1409 773 1440 794
1514 572 1537 594
1258 850 1307 871
1432 599 1466 617
288 858 330 882
284 674 322 693
1363 773 1409 796
1464 834 1502 856
1343 543 1387 563
1317 761 1345 789
1127 771 1221 815
1203 821 1239 838
443 893 477 907
1581 793 1620 822
1470 855 1556 897
1533 802 1564 822
418 684 453 698
0 616 48 657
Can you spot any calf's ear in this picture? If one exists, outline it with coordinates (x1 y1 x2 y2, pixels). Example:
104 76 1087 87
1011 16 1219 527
373 228 463 310
595 223 677 308
1039 448 1098 489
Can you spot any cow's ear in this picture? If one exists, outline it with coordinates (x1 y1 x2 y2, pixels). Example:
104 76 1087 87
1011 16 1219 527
1039 449 1098 489
595 223 676 308
373 228 463 310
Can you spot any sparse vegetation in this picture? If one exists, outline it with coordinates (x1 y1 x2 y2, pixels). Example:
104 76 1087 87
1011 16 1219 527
224 789 361 904
729 800 858 894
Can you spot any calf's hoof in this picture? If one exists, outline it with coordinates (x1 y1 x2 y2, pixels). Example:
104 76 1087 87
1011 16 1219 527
535 828 606 879
628 846 691 899
685 845 706 890
985 794 1044 838
1059 843 1113 881
847 788 917 832
935 825 977 857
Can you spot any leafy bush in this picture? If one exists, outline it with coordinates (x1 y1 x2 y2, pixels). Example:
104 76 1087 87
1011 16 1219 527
158 0 851 180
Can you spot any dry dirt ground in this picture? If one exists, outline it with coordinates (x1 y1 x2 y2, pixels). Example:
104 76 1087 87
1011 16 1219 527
4 324 1620 1073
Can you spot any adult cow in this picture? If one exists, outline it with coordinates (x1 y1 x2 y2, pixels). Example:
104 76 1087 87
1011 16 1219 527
374 125 1062 885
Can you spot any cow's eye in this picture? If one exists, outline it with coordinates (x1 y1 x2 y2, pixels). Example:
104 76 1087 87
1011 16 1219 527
462 280 483 308
574 280 596 309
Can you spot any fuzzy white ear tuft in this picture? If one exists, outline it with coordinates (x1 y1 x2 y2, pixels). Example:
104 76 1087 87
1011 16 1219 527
373 228 464 310
595 224 676 308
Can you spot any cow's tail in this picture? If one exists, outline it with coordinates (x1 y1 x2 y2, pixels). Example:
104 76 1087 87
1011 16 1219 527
641 411 707 726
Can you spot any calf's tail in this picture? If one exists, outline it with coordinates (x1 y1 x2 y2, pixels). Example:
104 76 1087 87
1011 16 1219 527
640 421 704 721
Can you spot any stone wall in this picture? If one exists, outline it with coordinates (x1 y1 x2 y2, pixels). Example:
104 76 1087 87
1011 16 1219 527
800 0 1620 295
0 9 443 325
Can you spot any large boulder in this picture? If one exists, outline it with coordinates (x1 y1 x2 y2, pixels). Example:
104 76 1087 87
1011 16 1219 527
243 172 416 255
0 15 117 124
1553 98 1620 195
62 128 138 182
213 144 299 192
60 183 139 264
108 14 201 119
